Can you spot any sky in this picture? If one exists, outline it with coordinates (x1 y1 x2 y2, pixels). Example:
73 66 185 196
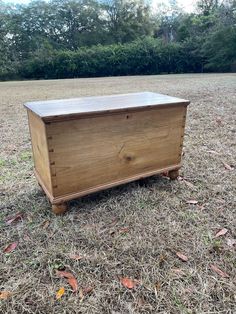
3 0 196 13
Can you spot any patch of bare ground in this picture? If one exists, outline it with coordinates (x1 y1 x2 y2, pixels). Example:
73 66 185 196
0 74 235 313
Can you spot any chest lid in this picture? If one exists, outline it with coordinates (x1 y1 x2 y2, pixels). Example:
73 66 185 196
24 91 190 122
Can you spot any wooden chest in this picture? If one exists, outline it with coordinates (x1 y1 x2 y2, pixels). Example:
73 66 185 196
24 92 190 214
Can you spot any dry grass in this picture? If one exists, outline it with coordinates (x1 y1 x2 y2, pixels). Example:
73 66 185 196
0 74 235 314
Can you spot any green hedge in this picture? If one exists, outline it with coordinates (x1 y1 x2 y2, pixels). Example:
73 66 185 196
15 38 202 80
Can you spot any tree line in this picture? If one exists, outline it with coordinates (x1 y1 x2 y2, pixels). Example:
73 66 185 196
0 0 235 80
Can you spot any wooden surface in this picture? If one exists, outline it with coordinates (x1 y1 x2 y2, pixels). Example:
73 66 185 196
39 164 181 204
24 92 189 122
45 105 186 200
27 111 52 194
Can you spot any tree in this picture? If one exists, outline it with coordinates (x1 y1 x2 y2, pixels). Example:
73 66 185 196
102 0 153 43
197 0 220 15
0 0 236 80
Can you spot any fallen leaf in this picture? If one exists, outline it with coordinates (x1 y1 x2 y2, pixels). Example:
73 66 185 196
176 252 188 262
6 212 23 225
210 264 229 278
0 291 12 299
68 277 78 292
186 200 198 205
215 228 228 238
56 287 65 300
56 271 78 292
69 254 83 261
226 238 236 247
120 277 138 289
222 161 234 171
3 242 18 253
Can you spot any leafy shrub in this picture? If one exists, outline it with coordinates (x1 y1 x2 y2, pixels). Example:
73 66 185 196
3 37 204 80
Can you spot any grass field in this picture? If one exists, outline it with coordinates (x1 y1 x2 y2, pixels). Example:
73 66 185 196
0 74 235 314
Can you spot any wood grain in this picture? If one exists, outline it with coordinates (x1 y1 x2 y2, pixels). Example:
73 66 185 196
51 164 181 204
46 105 186 198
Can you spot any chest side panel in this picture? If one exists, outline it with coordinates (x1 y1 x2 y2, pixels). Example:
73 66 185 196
46 105 186 197
27 110 52 194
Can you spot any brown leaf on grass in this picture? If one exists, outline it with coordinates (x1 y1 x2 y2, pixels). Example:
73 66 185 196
68 277 78 292
6 212 23 225
0 291 12 300
176 252 188 262
222 161 234 171
56 271 74 279
215 228 228 238
210 264 229 278
186 200 198 205
56 271 78 292
3 242 18 253
120 277 139 289
56 287 65 300
69 254 83 261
